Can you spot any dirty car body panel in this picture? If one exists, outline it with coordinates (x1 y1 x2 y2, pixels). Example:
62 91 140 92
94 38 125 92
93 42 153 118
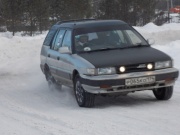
40 19 179 107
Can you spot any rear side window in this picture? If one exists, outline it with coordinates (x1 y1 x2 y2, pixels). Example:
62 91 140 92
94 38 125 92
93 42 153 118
43 25 60 46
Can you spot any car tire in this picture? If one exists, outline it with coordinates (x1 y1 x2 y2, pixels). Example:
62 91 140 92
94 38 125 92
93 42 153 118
74 75 95 107
45 70 62 91
153 86 173 100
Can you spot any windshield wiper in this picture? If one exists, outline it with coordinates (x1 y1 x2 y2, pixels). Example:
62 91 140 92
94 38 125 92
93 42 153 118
135 42 150 46
77 44 149 53
134 43 148 47
121 43 149 49
83 47 117 53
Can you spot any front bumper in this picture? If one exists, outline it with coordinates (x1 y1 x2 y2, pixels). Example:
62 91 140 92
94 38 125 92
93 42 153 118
80 68 179 94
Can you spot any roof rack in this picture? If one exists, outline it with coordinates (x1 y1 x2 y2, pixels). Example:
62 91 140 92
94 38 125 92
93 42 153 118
56 18 96 25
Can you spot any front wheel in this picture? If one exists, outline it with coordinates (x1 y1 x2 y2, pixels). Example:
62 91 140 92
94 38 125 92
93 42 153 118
74 75 95 107
153 86 173 100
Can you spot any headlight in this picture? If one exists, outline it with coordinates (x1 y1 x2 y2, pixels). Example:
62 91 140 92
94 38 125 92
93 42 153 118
86 68 96 75
155 61 172 69
86 67 116 75
98 67 116 75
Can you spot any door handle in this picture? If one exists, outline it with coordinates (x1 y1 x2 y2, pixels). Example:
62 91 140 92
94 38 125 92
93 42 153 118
57 57 60 60
48 54 50 57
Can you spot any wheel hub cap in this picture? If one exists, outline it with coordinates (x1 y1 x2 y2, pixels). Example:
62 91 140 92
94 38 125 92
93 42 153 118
76 81 84 103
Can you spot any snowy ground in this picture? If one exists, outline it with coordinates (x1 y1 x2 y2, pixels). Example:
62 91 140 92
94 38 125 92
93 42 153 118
0 23 180 135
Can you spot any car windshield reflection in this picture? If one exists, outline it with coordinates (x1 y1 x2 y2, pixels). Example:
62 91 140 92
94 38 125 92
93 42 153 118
74 29 148 52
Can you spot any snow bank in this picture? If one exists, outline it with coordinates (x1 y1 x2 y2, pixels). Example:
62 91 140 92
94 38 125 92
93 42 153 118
134 22 180 32
170 13 180 23
0 33 46 75
134 23 180 44
0 31 48 38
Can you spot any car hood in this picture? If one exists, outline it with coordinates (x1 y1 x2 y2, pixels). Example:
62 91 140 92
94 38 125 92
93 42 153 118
77 47 172 68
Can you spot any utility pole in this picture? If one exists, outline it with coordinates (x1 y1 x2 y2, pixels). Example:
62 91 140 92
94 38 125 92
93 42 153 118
170 0 173 8
167 0 169 11
167 0 170 23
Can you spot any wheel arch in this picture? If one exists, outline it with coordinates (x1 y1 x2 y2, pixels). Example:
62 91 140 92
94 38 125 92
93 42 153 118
44 63 49 72
72 69 79 83
44 64 50 80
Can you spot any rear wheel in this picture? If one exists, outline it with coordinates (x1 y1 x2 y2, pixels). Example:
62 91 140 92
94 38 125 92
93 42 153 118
45 69 62 90
153 86 173 100
74 75 95 107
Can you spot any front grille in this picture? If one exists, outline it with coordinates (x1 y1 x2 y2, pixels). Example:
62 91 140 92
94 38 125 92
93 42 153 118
116 63 155 74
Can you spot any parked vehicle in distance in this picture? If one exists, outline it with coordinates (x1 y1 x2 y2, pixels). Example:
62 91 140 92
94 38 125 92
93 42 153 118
170 6 180 13
40 19 179 107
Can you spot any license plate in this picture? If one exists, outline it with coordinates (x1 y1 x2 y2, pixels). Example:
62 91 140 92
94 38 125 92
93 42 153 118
125 76 155 86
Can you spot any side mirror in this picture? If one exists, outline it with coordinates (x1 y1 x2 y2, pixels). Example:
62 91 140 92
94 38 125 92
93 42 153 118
147 38 155 45
59 47 71 54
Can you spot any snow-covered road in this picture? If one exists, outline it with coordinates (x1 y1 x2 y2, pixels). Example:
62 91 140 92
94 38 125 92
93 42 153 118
0 23 180 135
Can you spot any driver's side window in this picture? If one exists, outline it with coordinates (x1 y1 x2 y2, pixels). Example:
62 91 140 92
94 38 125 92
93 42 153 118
62 30 72 48
52 29 66 51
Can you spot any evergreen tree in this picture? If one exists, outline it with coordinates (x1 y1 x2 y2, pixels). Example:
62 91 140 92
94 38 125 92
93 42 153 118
0 0 162 35
33 0 49 33
98 0 158 25
49 0 92 21
22 0 50 35
1 0 23 35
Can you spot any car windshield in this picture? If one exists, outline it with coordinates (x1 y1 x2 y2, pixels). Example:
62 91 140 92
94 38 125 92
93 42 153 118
74 24 148 53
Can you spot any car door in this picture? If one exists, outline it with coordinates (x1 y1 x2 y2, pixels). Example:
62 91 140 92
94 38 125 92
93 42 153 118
56 30 73 87
46 29 66 79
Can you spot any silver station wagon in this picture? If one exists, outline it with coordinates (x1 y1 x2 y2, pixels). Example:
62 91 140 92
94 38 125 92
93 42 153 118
40 19 179 107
